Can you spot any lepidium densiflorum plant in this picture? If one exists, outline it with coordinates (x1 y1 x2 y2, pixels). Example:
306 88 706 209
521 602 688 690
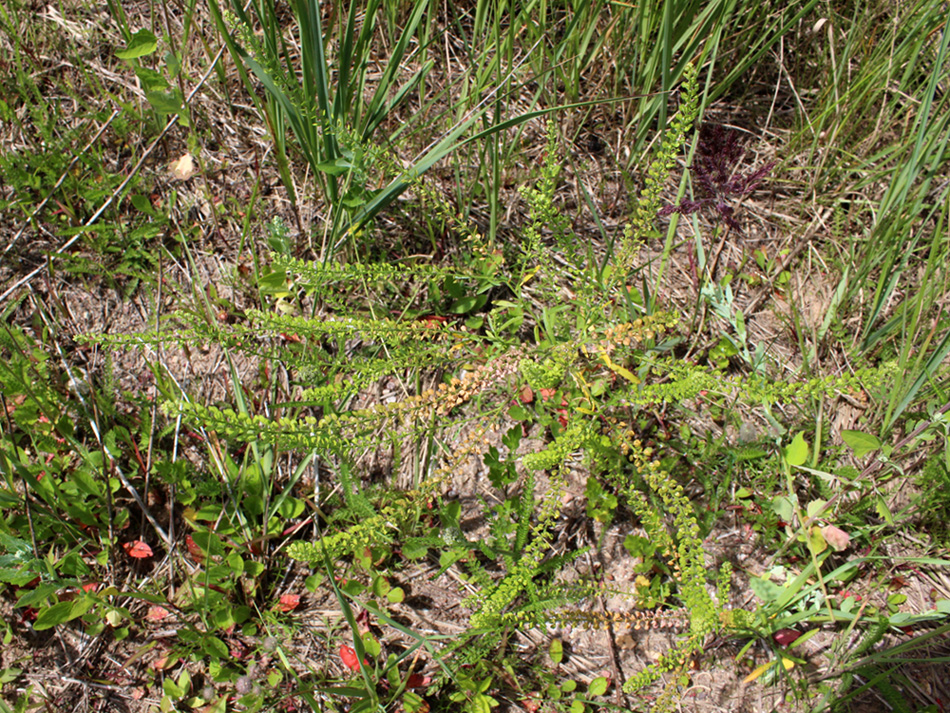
80 62 895 703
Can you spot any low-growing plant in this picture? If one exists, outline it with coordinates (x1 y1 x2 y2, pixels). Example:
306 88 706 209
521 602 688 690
67 62 944 712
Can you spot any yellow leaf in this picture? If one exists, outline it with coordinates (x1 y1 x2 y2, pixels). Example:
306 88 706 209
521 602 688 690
519 267 540 286
601 352 639 384
743 657 795 684
742 662 772 684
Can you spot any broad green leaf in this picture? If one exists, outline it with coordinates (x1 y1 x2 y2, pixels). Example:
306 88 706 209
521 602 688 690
448 294 489 314
749 575 784 603
201 635 229 659
806 499 826 518
116 29 158 59
145 89 182 115
771 496 794 523
163 677 185 699
784 432 809 467
33 601 77 631
841 430 882 458
807 526 827 555
588 677 608 696
134 66 168 93
875 495 895 525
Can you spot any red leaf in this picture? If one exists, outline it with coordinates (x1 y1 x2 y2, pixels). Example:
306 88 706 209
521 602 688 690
278 594 301 612
146 606 170 622
123 540 153 559
185 535 205 563
406 673 430 689
772 628 802 647
821 524 850 552
339 644 367 672
81 581 100 593
519 385 534 404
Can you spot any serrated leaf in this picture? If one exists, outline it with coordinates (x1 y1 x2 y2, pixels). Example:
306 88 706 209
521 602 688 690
116 29 157 59
841 430 882 458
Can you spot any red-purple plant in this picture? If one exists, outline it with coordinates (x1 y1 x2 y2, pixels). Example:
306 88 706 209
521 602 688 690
660 123 775 232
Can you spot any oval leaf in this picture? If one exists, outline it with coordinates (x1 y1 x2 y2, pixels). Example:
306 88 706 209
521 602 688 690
822 524 851 551
807 525 827 555
116 29 157 60
841 430 882 458
784 432 809 467
278 593 301 612
339 644 367 672
33 601 77 631
123 540 153 559
588 676 608 696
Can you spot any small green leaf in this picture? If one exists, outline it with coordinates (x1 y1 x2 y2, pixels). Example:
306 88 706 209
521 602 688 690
807 526 827 555
386 587 404 604
145 89 182 115
163 677 185 699
771 495 794 523
508 405 530 421
116 29 158 59
362 633 382 657
588 677 608 696
201 635 229 659
314 159 352 176
806 499 826 519
449 294 489 314
875 495 894 525
749 575 784 603
472 693 498 713
784 432 809 467
841 430 882 458
372 576 391 597
226 553 244 574
549 638 563 665
245 561 265 577
33 601 78 631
